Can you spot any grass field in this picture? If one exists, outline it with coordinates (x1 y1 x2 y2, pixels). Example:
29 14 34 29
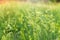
0 2 60 40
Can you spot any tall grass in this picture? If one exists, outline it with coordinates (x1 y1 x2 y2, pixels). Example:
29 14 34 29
0 3 60 40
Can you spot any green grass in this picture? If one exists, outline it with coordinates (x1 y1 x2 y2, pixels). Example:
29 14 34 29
0 3 60 40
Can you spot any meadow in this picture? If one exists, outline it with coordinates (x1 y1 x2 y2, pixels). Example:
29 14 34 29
0 2 60 40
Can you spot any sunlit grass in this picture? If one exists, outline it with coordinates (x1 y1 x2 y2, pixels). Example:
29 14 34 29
0 2 60 40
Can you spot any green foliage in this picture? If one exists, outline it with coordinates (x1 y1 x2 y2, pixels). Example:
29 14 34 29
0 4 60 40
50 0 56 2
50 0 60 2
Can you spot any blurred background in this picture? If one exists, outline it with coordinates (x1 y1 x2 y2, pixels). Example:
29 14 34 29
0 0 60 3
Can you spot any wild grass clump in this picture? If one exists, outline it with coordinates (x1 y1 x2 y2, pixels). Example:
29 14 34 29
0 4 60 40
